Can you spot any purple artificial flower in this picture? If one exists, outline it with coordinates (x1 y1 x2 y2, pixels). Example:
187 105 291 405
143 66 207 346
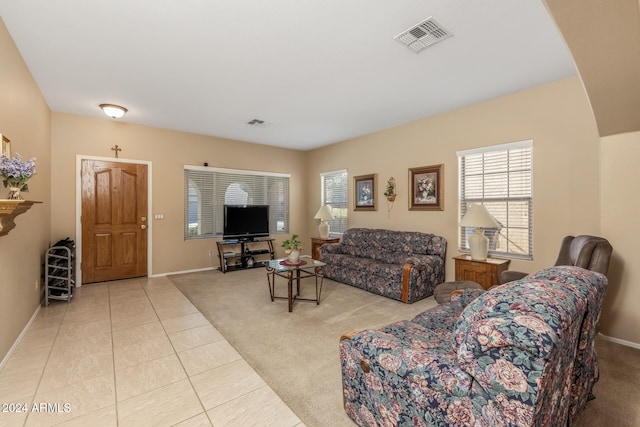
0 152 37 191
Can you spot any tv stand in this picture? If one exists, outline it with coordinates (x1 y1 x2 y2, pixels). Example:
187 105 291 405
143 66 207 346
216 237 275 273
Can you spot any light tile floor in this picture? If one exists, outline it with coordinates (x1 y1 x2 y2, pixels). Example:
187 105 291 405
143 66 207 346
0 276 303 427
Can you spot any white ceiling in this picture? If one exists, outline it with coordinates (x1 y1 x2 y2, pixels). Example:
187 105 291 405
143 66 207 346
0 0 577 151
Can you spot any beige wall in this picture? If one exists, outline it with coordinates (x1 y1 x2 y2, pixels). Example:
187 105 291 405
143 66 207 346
50 113 308 276
600 131 640 344
306 76 640 345
0 20 52 360
544 0 640 137
307 76 602 281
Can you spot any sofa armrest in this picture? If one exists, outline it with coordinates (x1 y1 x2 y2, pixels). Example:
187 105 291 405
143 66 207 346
340 329 360 342
451 267 609 425
319 242 344 255
404 254 444 267
340 321 475 422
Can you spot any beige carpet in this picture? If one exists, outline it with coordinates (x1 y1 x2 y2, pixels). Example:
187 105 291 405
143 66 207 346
169 267 439 426
573 336 640 427
169 268 640 427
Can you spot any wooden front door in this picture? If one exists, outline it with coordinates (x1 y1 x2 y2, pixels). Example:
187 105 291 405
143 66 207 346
81 159 148 283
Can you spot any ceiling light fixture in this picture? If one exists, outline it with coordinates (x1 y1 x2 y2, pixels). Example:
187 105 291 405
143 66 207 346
99 104 128 119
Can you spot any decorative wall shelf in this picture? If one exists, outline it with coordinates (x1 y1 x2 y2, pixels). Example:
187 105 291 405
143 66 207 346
0 200 42 236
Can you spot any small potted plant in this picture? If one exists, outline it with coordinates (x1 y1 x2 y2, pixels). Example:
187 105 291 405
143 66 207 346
281 234 303 263
384 177 396 202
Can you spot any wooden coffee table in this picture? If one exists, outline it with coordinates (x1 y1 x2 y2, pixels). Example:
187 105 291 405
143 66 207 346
265 255 325 312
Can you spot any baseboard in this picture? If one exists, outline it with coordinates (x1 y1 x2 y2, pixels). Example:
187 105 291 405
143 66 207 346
150 266 217 277
0 304 41 370
598 332 640 350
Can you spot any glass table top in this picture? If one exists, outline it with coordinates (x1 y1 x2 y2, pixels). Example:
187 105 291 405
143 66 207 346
266 255 325 272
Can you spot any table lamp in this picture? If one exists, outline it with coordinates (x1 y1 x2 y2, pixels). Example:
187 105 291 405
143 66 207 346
460 204 499 260
314 205 334 239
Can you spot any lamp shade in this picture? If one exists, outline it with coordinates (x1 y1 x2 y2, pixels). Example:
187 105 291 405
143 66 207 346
314 205 334 221
100 104 128 119
460 204 499 228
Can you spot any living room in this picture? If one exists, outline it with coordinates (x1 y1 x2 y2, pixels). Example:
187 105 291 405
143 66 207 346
1 1 639 425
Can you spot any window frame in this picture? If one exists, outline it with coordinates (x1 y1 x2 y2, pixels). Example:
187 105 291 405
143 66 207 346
320 169 348 236
184 165 290 240
457 140 533 260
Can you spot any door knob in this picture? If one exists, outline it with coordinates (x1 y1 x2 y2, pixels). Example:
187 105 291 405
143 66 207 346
141 217 147 222
141 224 147 230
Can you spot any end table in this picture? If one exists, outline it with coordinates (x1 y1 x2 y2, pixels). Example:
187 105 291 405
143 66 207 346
454 254 510 290
311 237 340 260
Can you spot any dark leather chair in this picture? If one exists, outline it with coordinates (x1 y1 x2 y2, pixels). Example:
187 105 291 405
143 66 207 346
499 235 613 284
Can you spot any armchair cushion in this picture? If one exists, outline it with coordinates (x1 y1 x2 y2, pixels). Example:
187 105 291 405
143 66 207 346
555 235 613 275
500 235 612 284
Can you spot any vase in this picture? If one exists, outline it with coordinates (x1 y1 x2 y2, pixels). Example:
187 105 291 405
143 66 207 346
7 186 23 200
287 250 300 264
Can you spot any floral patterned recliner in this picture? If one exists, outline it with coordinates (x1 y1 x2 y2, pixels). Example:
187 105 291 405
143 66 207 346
319 228 446 303
339 266 607 426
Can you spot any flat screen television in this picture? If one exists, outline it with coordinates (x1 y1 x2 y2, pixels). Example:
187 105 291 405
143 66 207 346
223 205 270 240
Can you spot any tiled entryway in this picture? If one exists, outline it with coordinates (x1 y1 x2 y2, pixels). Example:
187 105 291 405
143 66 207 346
0 276 303 427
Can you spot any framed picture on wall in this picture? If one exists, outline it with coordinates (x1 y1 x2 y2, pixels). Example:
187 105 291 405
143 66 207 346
354 173 377 211
1 134 10 157
409 164 443 211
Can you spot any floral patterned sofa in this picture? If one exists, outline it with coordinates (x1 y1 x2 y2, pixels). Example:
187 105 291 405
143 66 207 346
319 228 446 303
339 266 607 426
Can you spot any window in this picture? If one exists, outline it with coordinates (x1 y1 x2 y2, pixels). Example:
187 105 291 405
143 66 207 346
184 166 290 240
320 169 348 234
457 140 533 259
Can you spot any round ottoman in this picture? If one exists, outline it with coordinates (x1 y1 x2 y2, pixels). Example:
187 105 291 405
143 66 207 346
433 280 483 304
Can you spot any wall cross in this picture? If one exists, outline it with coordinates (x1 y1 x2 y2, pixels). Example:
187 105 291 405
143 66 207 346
111 145 122 158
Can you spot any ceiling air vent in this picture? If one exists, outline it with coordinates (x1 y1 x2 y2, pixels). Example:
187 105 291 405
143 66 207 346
247 119 268 128
394 17 453 53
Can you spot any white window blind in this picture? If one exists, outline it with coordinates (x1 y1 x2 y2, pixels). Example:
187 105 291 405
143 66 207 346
184 166 290 240
320 169 348 234
457 140 533 259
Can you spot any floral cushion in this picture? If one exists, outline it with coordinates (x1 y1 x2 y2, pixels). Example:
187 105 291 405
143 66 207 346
340 266 608 426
